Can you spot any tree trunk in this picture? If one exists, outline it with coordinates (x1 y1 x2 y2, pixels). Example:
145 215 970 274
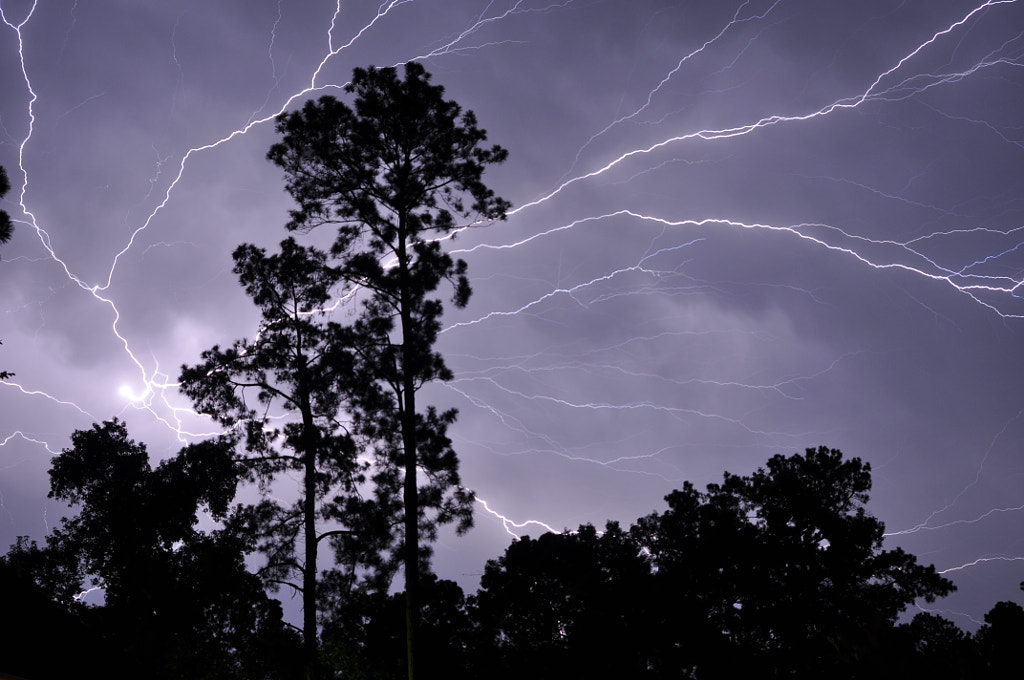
304 443 318 680
300 364 319 680
403 385 418 680
399 220 419 680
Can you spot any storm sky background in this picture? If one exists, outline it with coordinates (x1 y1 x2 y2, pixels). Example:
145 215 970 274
3 0 1024 629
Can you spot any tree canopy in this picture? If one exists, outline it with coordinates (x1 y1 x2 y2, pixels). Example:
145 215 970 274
0 164 13 248
1 164 14 380
266 61 510 680
8 419 299 679
179 238 386 680
10 435 1024 679
632 447 954 678
470 447 955 680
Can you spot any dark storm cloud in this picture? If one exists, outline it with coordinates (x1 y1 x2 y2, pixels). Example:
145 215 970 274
2 0 1024 629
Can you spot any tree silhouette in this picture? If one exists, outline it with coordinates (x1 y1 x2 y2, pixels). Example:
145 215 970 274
976 588 1024 679
25 419 299 679
0 165 13 248
0 537 99 680
180 238 391 680
631 446 955 678
468 447 959 679
471 522 655 680
1 165 14 379
320 574 475 680
266 61 510 680
887 612 982 680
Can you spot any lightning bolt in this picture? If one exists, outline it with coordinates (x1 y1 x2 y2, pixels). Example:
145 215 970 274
2 0 1024 629
0 0 577 449
441 0 1024 584
477 497 558 538
939 555 1024 575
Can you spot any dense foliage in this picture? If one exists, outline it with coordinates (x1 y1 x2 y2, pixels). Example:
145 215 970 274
265 61 509 680
2 421 299 679
0 164 12 249
7 440 1023 679
178 238 380 680
1 164 14 380
177 62 509 680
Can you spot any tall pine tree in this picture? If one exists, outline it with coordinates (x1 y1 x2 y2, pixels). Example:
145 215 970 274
180 238 389 680
267 62 510 680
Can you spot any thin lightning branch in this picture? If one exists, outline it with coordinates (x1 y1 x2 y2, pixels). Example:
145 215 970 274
514 1 1023 216
451 210 1024 331
887 504 1024 535
477 497 558 538
452 374 822 439
1 0 548 456
0 431 60 456
885 409 1024 536
1 381 96 420
568 0 784 174
1 2 1023 620
939 555 1024 574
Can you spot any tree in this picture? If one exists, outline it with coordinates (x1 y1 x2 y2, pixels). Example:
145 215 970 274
266 61 510 680
320 574 476 680
886 612 982 680
180 238 387 680
470 522 656 680
631 446 956 678
0 164 13 247
976 588 1024 679
1 165 14 379
468 446 959 680
26 419 299 679
0 537 99 680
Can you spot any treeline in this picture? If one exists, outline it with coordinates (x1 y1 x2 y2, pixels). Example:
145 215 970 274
2 442 1022 679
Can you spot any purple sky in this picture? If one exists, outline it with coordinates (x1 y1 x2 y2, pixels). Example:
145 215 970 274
3 0 1024 629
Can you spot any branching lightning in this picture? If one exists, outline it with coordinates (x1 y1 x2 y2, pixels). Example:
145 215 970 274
477 497 558 538
2 0 1024 624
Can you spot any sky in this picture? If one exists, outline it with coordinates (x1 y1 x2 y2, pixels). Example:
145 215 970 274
2 0 1024 630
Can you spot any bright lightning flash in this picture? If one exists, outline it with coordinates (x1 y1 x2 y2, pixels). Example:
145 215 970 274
1 1 1023 627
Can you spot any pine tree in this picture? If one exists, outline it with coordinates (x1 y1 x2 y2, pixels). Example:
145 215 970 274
267 62 510 680
180 238 386 680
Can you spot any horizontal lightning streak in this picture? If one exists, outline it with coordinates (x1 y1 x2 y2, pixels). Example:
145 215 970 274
451 375 823 440
939 555 1024 574
1 1 1022 614
0 0 550 455
451 210 1024 336
513 0 1022 216
886 504 1024 536
476 497 558 538
567 0 784 175
0 431 60 456
885 410 1024 536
